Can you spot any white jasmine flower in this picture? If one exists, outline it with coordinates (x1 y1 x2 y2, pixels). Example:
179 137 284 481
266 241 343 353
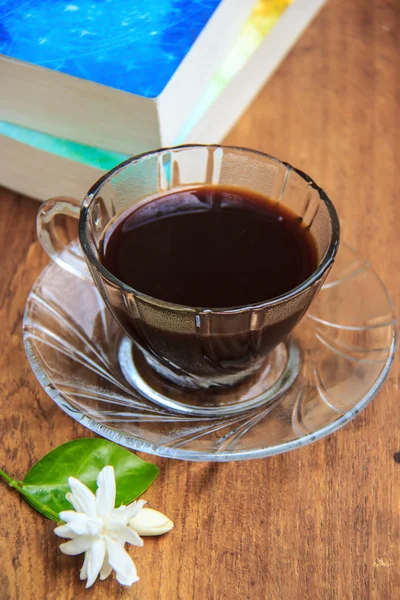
129 507 173 536
54 466 146 588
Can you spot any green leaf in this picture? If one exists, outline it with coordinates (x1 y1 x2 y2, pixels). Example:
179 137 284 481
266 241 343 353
21 439 159 520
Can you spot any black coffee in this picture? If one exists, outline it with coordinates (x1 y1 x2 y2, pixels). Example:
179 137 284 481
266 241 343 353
100 186 317 307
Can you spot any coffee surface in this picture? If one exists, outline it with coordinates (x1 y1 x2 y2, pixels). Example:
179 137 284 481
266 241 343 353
100 186 317 307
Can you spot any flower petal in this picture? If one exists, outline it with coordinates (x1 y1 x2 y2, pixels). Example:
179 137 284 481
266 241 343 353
59 509 86 523
54 523 78 539
65 492 85 514
95 466 116 519
68 477 97 517
105 536 139 586
129 507 174 536
59 535 94 556
99 555 113 581
70 516 103 537
80 552 89 581
57 513 103 537
106 521 143 547
86 539 106 588
112 499 147 525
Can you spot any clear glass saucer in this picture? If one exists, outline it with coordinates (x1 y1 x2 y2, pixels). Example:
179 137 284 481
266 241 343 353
23 241 397 462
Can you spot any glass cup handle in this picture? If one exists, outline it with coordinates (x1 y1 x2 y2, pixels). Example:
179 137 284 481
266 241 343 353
37 196 92 283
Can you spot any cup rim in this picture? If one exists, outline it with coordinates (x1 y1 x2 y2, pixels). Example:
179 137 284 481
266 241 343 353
79 144 340 313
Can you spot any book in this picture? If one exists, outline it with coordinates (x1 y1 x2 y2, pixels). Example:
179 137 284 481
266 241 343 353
0 122 121 201
180 0 326 143
0 134 100 201
0 0 256 155
0 0 326 202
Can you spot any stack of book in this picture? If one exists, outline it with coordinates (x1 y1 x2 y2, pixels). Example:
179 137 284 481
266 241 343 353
0 0 325 201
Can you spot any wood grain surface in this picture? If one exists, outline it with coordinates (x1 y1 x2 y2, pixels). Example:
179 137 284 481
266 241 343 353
1 0 399 598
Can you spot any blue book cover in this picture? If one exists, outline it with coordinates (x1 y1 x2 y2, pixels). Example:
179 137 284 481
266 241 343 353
0 0 223 98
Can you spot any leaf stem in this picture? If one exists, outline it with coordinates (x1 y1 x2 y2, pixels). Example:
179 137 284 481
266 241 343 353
0 468 61 522
0 468 14 485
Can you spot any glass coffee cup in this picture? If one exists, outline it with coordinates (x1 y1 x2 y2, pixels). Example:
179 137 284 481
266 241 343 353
37 145 339 415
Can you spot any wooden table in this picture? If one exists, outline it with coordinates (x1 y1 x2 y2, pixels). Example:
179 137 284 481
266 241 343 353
1 0 399 598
